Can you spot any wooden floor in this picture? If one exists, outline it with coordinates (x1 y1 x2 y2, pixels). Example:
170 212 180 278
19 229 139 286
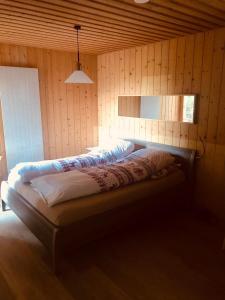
0 210 225 300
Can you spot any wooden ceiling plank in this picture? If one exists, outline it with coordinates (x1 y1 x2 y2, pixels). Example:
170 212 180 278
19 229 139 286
0 35 130 54
0 4 174 40
197 0 225 12
0 17 157 46
0 10 165 45
0 26 140 51
0 14 158 44
0 34 75 50
0 26 146 53
120 0 221 29
7 0 192 36
151 0 225 26
109 0 214 29
0 11 163 43
0 0 224 54
0 30 82 49
75 0 210 32
177 0 225 20
60 0 199 33
0 34 116 54
46 0 201 34
0 26 124 49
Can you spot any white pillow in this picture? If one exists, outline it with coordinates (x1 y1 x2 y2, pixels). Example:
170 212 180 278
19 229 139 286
125 148 175 171
90 139 134 160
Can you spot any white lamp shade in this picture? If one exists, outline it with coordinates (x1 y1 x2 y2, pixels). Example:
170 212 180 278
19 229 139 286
65 70 93 84
134 0 150 3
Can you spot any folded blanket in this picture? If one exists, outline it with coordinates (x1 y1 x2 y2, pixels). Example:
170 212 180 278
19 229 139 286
8 139 135 185
31 151 175 207
8 151 117 186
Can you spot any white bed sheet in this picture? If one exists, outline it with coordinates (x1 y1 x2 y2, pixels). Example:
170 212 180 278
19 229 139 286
1 169 185 226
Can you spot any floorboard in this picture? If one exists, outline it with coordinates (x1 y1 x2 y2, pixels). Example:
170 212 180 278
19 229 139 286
0 210 225 300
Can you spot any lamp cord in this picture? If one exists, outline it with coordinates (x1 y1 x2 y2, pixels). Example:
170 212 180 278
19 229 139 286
76 27 80 64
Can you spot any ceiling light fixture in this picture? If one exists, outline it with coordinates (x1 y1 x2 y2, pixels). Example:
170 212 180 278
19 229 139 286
65 25 93 84
134 0 150 3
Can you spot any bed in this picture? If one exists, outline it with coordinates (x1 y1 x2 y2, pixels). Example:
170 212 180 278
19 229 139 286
1 140 196 273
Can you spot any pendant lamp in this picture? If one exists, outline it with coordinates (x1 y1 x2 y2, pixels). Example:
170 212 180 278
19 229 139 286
134 0 150 3
65 25 93 84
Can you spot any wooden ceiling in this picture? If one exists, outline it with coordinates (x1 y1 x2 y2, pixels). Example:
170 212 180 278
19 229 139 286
0 0 225 54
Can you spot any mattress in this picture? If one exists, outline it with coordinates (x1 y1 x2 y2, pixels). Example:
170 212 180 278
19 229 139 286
1 169 185 226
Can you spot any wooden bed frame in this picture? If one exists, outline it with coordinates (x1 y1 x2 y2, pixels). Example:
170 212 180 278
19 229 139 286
1 141 196 273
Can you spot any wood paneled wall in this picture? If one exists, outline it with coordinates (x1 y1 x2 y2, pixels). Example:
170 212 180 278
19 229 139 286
98 27 225 221
160 96 181 122
0 43 98 180
118 96 140 118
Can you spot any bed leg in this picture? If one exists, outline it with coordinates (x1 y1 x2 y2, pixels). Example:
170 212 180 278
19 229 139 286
1 199 8 212
51 231 61 275
51 248 60 275
222 238 225 251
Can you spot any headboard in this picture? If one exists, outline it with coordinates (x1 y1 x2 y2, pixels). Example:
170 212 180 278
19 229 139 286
124 139 196 180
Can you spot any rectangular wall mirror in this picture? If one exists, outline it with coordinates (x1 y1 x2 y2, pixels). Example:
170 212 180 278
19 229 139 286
118 95 198 124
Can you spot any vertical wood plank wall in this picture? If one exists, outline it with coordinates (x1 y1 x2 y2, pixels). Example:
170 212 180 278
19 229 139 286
118 96 141 118
0 44 98 181
98 27 225 221
160 96 181 122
